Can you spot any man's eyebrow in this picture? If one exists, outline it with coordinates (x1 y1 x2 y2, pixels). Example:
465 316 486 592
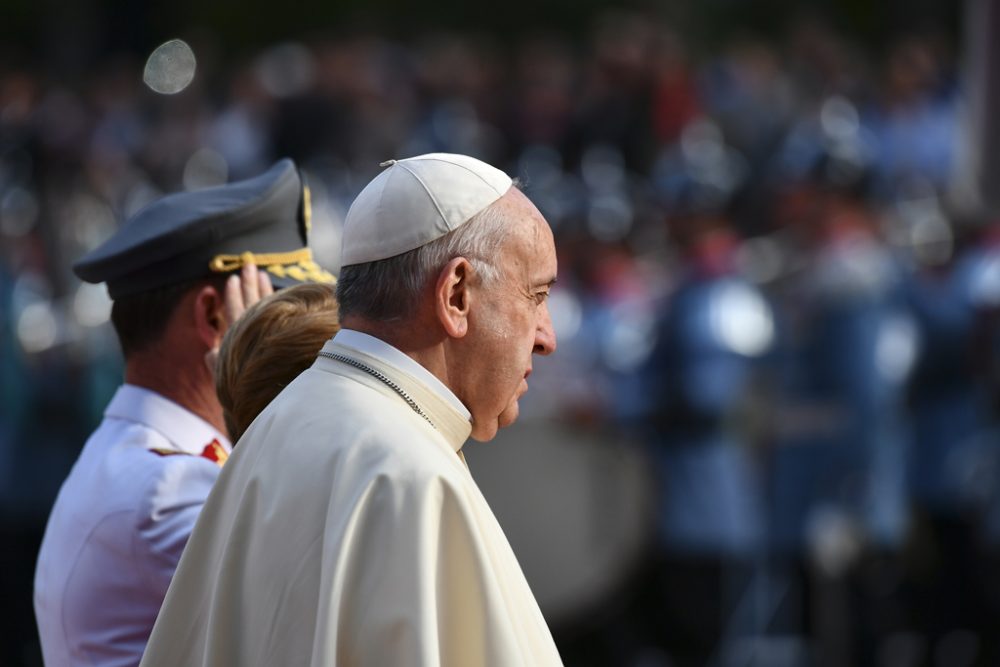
534 277 557 289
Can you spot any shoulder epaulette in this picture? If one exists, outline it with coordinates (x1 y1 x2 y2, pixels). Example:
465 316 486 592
148 448 189 458
147 439 228 467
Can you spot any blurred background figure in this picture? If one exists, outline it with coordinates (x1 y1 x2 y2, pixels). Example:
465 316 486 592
4 1 1000 665
900 205 1000 666
630 181 772 667
761 145 917 666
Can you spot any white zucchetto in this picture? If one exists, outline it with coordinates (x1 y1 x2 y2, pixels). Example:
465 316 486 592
341 153 513 266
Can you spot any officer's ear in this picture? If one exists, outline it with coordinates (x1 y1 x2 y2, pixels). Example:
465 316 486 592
192 282 227 350
435 257 473 339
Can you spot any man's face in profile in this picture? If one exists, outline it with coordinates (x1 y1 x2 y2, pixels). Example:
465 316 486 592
462 189 558 442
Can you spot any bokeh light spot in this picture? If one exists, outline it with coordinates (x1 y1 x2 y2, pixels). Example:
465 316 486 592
143 39 197 95
73 282 113 328
709 282 774 357
17 301 58 353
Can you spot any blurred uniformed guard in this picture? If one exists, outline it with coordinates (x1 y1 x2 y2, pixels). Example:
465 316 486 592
635 187 773 666
902 219 1000 658
763 150 915 663
33 159 335 667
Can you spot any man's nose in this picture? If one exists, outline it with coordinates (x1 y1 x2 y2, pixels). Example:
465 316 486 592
533 305 557 355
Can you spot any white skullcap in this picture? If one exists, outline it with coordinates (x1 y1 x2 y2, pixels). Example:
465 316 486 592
341 153 513 266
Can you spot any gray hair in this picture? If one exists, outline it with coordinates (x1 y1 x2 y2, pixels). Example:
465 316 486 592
336 200 511 322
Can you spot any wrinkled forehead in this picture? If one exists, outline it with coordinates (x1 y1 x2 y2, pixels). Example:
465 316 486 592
499 198 556 281
503 188 551 240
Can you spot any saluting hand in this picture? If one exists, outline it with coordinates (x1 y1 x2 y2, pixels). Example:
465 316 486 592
223 263 275 328
205 264 275 376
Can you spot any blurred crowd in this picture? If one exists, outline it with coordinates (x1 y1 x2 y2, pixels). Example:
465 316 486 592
3 7 998 666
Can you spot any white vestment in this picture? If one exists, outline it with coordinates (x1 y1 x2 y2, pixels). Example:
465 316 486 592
140 333 563 666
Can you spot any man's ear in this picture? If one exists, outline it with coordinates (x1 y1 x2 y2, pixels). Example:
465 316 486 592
435 257 473 339
192 284 227 350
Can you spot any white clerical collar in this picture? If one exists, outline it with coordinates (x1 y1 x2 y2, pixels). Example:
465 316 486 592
106 384 232 454
333 329 472 421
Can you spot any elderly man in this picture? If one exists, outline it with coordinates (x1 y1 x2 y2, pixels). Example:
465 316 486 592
34 159 335 667
140 153 563 666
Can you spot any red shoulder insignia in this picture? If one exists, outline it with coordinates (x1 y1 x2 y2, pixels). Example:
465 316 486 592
200 439 229 467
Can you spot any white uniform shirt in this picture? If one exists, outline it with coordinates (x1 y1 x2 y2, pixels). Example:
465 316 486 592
141 332 564 666
34 384 231 667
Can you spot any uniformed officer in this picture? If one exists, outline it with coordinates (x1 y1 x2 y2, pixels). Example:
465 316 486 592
903 220 1000 658
33 159 335 667
763 157 915 662
635 189 773 666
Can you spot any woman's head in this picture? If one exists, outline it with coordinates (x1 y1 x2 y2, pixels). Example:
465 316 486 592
216 282 339 441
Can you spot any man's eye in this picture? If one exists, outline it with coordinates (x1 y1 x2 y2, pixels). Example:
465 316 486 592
535 292 549 304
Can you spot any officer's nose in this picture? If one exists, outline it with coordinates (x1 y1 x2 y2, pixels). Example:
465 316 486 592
534 303 557 356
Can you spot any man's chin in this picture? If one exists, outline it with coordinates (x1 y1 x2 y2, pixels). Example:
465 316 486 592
497 400 520 429
468 421 499 442
469 402 520 442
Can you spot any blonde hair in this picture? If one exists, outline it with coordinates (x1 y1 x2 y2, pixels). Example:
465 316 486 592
216 283 340 441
